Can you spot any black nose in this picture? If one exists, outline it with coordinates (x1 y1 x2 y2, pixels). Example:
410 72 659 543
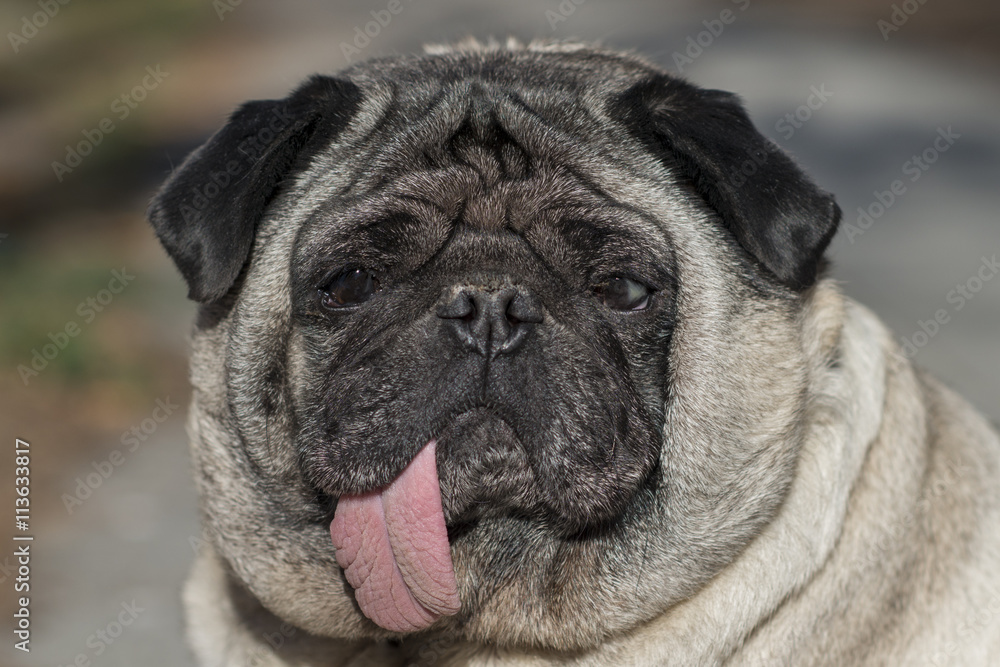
437 285 543 357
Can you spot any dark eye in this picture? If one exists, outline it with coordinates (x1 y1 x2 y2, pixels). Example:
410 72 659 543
319 269 381 309
593 276 651 311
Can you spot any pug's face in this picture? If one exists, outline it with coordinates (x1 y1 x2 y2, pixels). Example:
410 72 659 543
149 44 840 649
291 156 675 525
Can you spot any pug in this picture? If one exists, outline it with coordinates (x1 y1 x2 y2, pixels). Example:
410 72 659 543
148 39 1000 666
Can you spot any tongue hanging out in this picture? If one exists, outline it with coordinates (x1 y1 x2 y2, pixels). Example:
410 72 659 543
330 439 460 632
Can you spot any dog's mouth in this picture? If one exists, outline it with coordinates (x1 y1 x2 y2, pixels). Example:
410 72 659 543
321 405 656 633
325 409 526 633
329 439 460 633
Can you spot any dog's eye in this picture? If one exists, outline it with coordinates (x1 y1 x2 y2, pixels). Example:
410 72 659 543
593 276 651 311
319 269 381 309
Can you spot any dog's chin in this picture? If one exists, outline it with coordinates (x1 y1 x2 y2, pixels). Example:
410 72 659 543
434 408 537 525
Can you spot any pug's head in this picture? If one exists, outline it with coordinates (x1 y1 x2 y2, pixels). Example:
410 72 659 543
149 42 839 649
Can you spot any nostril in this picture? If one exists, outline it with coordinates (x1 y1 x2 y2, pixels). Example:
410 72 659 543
437 292 475 320
506 292 543 325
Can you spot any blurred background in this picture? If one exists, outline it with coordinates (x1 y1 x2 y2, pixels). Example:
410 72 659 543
1 0 997 664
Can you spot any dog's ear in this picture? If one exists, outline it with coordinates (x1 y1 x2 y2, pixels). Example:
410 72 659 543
148 76 361 302
611 75 841 290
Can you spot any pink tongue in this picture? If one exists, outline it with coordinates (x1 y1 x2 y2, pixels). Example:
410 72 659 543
330 439 460 632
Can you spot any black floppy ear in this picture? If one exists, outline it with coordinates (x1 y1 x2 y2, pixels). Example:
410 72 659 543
147 75 361 302
611 75 841 290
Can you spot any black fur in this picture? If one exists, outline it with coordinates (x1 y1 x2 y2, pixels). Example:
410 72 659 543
147 76 362 302
610 75 841 290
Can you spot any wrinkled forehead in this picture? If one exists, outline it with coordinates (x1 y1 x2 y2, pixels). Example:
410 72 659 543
343 47 651 147
351 76 619 188
297 73 666 243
